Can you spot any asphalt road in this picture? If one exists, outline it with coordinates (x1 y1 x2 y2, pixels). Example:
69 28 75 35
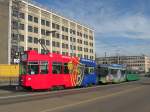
0 77 150 112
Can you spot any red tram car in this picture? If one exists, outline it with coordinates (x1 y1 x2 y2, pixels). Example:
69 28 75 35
19 50 80 90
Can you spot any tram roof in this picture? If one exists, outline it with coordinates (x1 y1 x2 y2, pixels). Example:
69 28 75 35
97 64 126 70
80 58 96 67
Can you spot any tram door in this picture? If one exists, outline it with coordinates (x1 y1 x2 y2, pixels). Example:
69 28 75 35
27 61 49 89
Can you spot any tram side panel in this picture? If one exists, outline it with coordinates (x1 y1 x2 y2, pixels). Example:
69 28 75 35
80 58 98 87
20 50 79 90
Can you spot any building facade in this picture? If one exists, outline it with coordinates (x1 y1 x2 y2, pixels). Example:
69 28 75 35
96 55 150 73
0 0 95 64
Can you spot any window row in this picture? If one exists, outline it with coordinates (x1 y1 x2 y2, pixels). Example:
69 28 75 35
12 21 24 30
52 33 60 38
11 33 24 42
52 41 60 47
12 12 93 39
62 52 69 56
12 10 25 19
62 43 68 49
70 45 76 50
62 26 68 33
28 15 50 27
28 36 50 46
62 35 68 41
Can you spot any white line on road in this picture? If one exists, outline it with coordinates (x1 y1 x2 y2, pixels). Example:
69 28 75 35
40 86 144 112
0 81 139 100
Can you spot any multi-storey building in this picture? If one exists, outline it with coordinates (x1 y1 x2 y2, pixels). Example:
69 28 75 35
96 55 150 73
0 0 95 64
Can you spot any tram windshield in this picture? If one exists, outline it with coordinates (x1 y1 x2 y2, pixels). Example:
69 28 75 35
84 67 95 75
99 67 109 76
110 69 118 75
20 62 27 75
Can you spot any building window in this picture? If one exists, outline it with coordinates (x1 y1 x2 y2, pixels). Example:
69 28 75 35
62 43 65 48
34 37 38 44
70 37 72 41
19 34 24 42
33 48 38 52
19 23 24 30
66 36 68 40
28 15 33 21
41 29 45 35
65 28 68 32
28 26 33 32
73 46 76 50
12 21 18 29
40 39 45 45
19 46 24 52
52 23 55 29
56 24 60 30
41 19 45 25
62 26 65 31
46 30 50 36
34 17 38 23
46 40 50 46
41 49 45 54
46 21 50 27
19 12 25 19
12 33 18 40
28 36 33 43
56 33 59 38
56 42 60 47
62 35 65 40
28 47 32 50
34 27 38 33
73 38 76 42
12 10 18 17
52 41 55 47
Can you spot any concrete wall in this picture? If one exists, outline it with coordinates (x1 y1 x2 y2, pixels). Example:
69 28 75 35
0 0 9 64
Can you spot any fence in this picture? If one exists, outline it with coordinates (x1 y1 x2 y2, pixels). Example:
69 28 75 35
0 64 19 86
0 77 19 85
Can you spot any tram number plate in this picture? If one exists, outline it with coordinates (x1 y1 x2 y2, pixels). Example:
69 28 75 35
14 59 20 63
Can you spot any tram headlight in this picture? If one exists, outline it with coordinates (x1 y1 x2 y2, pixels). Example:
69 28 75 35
28 77 31 81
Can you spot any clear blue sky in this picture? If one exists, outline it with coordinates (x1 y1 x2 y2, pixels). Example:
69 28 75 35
35 0 150 57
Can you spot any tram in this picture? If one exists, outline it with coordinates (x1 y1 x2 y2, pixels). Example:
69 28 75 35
80 58 97 87
97 64 127 84
19 50 81 90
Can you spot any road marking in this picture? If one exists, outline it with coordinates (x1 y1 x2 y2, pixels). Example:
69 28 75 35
40 86 144 112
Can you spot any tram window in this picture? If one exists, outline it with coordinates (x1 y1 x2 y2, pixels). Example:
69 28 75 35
121 70 126 74
40 61 48 74
110 69 118 75
89 67 94 74
84 67 89 74
100 68 108 76
20 62 27 75
64 63 69 74
52 62 63 74
28 62 39 75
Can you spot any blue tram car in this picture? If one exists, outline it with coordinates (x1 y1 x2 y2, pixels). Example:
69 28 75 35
80 58 97 87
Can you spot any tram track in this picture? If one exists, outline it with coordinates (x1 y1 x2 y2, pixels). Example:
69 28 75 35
0 78 146 105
